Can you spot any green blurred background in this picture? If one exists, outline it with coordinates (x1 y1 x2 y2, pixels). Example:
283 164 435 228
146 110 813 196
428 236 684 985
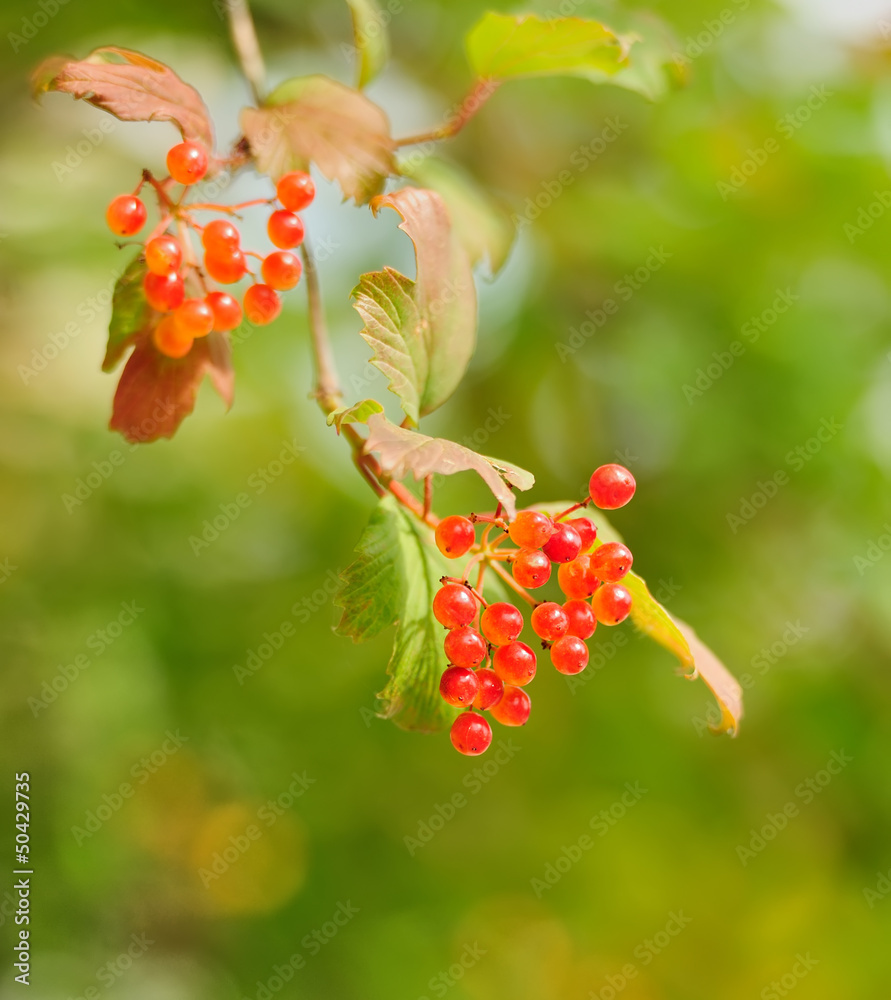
2 0 891 996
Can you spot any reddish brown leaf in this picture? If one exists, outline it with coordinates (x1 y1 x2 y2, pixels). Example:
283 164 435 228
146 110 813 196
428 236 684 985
32 47 214 148
240 74 395 203
109 333 233 444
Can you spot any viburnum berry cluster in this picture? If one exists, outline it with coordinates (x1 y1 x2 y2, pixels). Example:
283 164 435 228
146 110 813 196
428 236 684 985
105 139 316 359
435 464 638 755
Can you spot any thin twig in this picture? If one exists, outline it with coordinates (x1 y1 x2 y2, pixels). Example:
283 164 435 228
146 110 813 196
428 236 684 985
300 240 342 411
226 0 267 105
394 79 500 147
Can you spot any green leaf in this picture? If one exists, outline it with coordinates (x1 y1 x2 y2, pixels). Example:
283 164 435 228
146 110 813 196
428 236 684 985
240 74 395 204
32 47 214 148
353 187 477 423
364 413 533 519
538 502 743 734
103 253 154 372
399 157 515 276
326 398 384 434
346 0 390 88
335 495 455 731
466 13 633 83
523 3 685 100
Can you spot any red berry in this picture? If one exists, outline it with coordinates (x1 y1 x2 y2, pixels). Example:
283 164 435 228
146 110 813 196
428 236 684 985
432 583 477 628
531 602 569 642
450 711 492 756
206 291 243 331
490 685 531 727
106 195 146 236
268 210 305 250
439 666 480 708
492 641 536 686
480 602 524 645
542 522 582 563
202 219 240 252
243 284 281 325
591 583 633 625
512 548 551 589
563 599 596 640
152 314 192 359
276 170 315 211
557 555 598 600
568 517 597 552
435 515 475 559
550 635 589 675
472 669 504 710
508 511 554 549
143 271 185 312
589 464 636 509
205 247 247 284
261 250 302 291
167 141 209 185
145 235 182 276
592 542 633 583
443 626 487 669
173 298 214 338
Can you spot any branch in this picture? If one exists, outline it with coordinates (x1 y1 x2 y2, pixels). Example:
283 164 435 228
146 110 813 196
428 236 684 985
395 79 500 148
226 0 267 105
300 240 343 412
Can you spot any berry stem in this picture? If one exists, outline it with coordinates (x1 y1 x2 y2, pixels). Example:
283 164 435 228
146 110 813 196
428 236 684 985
555 499 591 521
226 0 267 105
441 576 488 608
488 560 536 607
141 169 176 213
187 198 274 214
394 78 500 148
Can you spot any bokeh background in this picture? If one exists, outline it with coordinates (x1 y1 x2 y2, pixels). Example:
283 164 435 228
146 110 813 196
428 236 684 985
2 0 891 996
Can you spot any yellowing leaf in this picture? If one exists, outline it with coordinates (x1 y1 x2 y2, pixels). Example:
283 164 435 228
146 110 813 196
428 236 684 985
466 13 633 82
326 398 384 434
364 413 533 519
240 74 395 203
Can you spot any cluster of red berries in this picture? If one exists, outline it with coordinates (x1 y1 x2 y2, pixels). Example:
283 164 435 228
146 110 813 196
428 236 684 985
105 140 316 358
433 464 638 756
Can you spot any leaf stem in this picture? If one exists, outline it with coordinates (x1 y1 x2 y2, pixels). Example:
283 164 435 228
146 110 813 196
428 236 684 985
226 0 267 105
394 78 500 148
